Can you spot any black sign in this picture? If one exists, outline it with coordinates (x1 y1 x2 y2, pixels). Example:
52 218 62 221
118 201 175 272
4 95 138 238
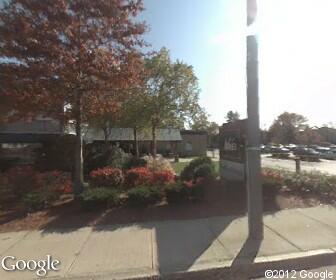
219 120 246 163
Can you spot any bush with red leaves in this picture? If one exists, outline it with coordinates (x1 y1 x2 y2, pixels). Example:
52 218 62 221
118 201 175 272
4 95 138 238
89 167 124 188
4 167 73 198
153 170 175 185
124 167 153 188
5 166 39 197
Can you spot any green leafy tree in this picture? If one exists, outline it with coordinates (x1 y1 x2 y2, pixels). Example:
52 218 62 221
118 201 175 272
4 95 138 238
226 111 240 123
119 90 151 157
145 48 202 156
268 112 308 144
191 108 210 131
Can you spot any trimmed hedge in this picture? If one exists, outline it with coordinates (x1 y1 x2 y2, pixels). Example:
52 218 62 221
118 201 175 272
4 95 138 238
127 186 161 207
80 188 119 210
164 184 189 204
180 157 213 181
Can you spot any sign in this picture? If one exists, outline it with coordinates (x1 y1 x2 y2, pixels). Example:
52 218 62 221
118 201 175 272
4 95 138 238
219 120 247 181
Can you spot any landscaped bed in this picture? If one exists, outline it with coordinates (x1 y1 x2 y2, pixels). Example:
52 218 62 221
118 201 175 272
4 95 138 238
0 159 335 233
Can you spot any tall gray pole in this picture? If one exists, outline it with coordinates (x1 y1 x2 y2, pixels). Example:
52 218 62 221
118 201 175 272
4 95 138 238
246 0 263 240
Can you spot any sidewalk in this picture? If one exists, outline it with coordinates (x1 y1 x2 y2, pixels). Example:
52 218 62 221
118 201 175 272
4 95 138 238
1 205 336 279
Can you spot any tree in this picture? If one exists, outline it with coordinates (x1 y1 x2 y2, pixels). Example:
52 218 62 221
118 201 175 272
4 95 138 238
191 111 219 148
190 107 210 131
268 112 308 144
226 111 240 123
119 89 151 157
0 0 147 195
145 48 201 156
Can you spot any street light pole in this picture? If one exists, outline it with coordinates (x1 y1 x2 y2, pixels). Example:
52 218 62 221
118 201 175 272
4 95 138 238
246 0 263 240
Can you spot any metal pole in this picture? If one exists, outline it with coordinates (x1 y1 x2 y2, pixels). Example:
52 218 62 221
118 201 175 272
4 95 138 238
246 0 263 240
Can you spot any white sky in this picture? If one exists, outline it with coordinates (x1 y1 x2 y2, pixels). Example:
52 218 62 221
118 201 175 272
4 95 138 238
204 0 336 128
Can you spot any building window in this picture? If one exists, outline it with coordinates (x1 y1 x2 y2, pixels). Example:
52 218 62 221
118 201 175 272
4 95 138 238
185 142 192 151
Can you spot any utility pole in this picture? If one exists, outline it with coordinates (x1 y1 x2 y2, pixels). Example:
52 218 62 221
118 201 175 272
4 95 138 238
246 0 263 240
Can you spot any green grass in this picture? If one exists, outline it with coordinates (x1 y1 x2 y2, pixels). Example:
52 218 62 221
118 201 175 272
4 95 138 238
171 162 189 175
172 161 219 176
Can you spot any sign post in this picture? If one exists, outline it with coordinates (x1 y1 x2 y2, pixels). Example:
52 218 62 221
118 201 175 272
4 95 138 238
219 120 246 182
246 0 263 240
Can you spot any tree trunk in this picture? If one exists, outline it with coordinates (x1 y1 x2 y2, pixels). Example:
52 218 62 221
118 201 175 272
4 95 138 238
74 92 84 196
152 125 157 157
103 127 109 153
134 127 139 158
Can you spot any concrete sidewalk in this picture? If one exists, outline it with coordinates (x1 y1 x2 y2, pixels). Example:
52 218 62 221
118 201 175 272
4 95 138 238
1 205 336 279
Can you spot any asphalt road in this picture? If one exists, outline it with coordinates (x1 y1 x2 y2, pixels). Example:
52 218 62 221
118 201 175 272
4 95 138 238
253 265 336 280
262 155 336 175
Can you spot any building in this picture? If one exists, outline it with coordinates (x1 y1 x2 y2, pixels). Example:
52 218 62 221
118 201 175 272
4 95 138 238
84 127 182 156
0 118 63 169
0 118 63 143
318 127 336 144
177 130 208 157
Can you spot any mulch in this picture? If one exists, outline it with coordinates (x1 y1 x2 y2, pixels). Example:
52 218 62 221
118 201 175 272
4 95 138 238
0 180 329 233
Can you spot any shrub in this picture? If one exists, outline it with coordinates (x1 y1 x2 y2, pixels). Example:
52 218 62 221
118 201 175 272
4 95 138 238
23 192 45 212
0 173 15 206
183 178 205 201
36 170 73 195
153 170 176 185
85 144 130 174
262 169 284 188
80 188 119 210
180 157 212 181
89 167 124 188
194 163 215 179
262 168 336 197
34 135 75 172
123 156 147 170
165 183 189 204
283 171 336 194
124 167 153 188
144 155 175 174
5 166 39 197
127 186 161 207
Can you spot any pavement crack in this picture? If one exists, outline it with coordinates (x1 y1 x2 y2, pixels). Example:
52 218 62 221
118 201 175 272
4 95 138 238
0 230 31 255
296 208 336 231
64 228 93 277
264 223 303 251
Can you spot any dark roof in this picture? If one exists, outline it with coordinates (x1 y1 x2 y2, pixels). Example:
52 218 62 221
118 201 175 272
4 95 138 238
180 130 207 135
0 133 61 143
0 120 62 134
83 128 182 143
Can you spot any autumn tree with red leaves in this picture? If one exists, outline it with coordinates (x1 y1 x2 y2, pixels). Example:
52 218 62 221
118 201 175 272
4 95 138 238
0 0 147 195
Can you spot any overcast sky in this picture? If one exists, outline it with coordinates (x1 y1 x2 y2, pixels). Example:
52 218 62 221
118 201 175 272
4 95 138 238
143 0 336 128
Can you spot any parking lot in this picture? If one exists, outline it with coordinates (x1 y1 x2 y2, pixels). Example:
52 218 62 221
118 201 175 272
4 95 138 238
207 150 336 175
262 154 336 175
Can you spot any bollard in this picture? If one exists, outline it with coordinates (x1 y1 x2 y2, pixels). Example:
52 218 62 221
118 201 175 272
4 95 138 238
295 157 301 173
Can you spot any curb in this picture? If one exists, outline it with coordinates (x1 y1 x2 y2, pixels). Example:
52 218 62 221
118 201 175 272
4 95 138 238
56 249 336 280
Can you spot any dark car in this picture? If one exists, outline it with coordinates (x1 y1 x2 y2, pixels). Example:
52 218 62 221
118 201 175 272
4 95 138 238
293 148 320 161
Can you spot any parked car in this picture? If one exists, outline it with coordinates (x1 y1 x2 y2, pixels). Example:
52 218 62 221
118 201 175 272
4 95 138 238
271 147 290 158
320 150 336 160
314 146 330 153
293 148 320 161
284 144 297 151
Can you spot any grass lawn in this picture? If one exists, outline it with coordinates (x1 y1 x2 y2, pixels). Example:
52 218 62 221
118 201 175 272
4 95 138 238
172 161 219 176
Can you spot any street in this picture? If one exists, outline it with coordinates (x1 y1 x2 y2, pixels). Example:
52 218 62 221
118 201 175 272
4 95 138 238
254 265 336 280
